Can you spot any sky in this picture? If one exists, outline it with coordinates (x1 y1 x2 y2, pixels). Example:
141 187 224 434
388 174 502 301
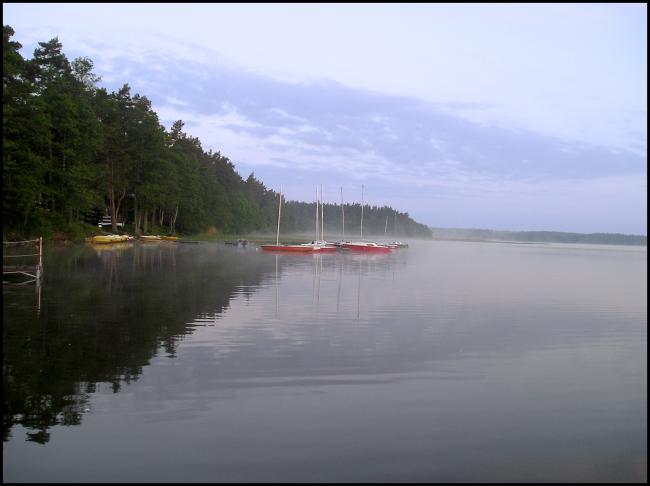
3 3 647 234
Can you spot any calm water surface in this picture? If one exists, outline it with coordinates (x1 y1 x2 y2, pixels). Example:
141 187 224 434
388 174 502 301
3 239 647 482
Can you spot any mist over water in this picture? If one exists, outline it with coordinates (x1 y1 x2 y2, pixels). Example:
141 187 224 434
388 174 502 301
3 239 646 482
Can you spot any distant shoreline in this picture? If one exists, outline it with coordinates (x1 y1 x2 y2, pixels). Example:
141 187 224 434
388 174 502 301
429 228 647 247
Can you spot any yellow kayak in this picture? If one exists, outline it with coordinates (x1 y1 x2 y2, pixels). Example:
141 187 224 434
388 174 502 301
91 235 129 244
160 236 179 241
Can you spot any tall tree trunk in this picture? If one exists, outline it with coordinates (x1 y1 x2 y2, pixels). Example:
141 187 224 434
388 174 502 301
115 189 126 228
108 158 116 232
160 208 164 226
110 185 117 233
170 204 179 234
109 188 127 233
134 196 140 235
143 208 148 234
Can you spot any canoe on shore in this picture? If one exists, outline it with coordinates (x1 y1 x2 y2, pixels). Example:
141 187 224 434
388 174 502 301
91 235 130 244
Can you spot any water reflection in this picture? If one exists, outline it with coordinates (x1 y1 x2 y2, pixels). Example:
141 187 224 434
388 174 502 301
3 242 274 443
2 240 646 483
4 242 407 443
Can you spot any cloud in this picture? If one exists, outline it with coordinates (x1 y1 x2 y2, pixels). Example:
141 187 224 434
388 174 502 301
45 39 648 233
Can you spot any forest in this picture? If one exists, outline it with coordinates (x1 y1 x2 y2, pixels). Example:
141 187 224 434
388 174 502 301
3 26 431 241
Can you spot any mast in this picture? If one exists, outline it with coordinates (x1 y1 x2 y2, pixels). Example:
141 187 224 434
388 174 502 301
340 186 344 240
360 184 364 239
320 184 324 241
385 215 388 235
315 185 319 240
276 186 283 245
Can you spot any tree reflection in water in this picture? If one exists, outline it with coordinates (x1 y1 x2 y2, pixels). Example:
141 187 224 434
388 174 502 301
3 242 275 443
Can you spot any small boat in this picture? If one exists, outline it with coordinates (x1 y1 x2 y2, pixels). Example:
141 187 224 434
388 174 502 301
340 241 393 253
139 235 162 242
391 241 408 248
380 217 400 248
226 239 248 246
340 186 392 253
300 240 338 251
379 241 400 249
160 236 179 241
299 185 337 252
261 187 321 253
91 234 130 244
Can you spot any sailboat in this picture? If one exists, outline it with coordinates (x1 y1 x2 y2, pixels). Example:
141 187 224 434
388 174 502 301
379 214 401 249
335 186 350 250
340 185 392 253
389 212 408 248
301 185 337 251
261 188 321 252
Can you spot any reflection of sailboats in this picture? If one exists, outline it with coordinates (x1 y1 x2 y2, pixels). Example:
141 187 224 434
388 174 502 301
316 253 322 309
357 257 361 319
336 257 342 313
275 254 279 317
311 252 323 311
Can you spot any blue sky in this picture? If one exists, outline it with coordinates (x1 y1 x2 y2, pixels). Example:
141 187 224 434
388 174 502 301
3 3 647 234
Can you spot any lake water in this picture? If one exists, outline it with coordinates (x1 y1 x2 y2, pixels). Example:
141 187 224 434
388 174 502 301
3 239 647 482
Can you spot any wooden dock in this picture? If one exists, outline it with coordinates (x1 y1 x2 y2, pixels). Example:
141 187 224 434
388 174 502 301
3 237 43 283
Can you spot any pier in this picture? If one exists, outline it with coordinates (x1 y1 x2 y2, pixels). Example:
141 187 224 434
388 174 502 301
3 237 43 283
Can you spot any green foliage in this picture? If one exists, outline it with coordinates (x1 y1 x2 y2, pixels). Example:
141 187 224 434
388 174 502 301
3 26 430 240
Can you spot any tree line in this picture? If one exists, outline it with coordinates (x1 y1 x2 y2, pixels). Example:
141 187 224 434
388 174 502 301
430 227 647 246
3 26 431 240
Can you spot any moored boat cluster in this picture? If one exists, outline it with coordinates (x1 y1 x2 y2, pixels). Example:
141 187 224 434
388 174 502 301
261 185 408 253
